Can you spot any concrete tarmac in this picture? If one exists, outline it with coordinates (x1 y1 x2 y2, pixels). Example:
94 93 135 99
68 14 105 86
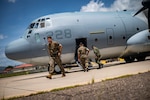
0 59 150 99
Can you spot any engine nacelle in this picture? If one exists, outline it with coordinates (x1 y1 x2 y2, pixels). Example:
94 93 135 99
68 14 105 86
126 29 150 54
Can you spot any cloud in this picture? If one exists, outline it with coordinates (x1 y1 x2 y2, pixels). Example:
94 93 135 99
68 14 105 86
8 0 16 3
80 0 108 12
0 34 7 40
80 0 143 12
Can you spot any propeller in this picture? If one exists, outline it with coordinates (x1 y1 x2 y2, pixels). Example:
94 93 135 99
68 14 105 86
134 0 150 30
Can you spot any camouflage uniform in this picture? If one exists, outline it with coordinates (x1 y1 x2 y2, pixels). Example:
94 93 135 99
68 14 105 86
47 41 65 78
93 46 103 68
78 45 89 71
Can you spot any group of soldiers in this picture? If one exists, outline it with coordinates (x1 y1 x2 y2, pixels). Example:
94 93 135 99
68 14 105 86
46 36 103 79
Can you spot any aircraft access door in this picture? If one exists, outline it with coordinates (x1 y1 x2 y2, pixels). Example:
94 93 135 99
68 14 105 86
75 38 87 61
106 28 114 45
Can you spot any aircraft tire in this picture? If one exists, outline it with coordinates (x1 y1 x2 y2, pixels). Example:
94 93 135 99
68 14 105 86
136 56 146 61
124 56 135 63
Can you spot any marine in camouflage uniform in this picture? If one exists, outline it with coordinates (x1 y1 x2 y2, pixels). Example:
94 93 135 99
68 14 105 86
46 36 65 79
92 45 103 69
78 43 89 72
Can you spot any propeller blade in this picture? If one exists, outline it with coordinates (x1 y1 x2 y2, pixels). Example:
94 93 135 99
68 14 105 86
142 0 150 8
134 7 147 16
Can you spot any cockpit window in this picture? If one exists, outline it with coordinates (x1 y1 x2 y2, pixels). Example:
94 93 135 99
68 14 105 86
38 19 41 22
34 23 39 28
40 22 45 28
41 18 45 21
28 17 51 29
28 23 39 29
29 23 35 29
45 19 52 27
46 18 50 20
28 30 32 34
35 33 41 43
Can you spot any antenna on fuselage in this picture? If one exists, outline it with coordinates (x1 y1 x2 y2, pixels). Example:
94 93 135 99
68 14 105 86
134 0 150 32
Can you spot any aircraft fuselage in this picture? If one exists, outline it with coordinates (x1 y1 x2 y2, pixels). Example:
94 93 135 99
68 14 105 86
5 11 150 65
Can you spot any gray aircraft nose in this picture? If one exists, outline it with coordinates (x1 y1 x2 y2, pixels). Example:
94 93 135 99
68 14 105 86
5 38 31 60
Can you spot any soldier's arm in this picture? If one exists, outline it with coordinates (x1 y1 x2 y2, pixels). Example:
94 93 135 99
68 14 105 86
86 47 90 55
58 43 63 55
47 44 51 56
78 49 81 61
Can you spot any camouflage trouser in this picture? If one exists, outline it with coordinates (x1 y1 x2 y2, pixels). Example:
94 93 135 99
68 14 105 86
95 55 101 64
48 56 65 75
80 55 88 69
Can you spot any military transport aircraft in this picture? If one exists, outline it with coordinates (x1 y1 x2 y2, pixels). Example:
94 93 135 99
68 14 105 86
5 0 150 72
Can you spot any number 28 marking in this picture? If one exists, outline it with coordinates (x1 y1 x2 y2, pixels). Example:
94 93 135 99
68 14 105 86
46 29 72 39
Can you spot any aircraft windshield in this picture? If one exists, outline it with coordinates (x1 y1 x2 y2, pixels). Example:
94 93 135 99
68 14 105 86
24 17 51 39
27 17 51 29
28 23 39 29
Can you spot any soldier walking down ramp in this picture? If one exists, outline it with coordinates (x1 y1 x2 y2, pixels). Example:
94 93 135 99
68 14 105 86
46 36 65 79
92 45 103 69
78 42 89 72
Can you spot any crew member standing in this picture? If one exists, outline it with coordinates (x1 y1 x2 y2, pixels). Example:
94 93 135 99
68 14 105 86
92 45 103 69
78 42 89 72
46 36 65 79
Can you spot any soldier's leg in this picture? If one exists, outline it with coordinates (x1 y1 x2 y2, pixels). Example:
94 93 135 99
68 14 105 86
95 57 98 63
97 56 103 69
47 57 55 79
80 58 85 71
85 58 89 72
49 57 55 74
54 57 65 76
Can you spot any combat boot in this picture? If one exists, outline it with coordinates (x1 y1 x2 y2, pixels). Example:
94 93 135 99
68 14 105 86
46 74 52 79
97 64 101 69
62 73 66 77
97 63 104 69
101 64 104 68
86 67 89 72
82 66 86 72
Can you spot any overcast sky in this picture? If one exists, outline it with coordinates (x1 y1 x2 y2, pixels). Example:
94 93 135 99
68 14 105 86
0 0 143 67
